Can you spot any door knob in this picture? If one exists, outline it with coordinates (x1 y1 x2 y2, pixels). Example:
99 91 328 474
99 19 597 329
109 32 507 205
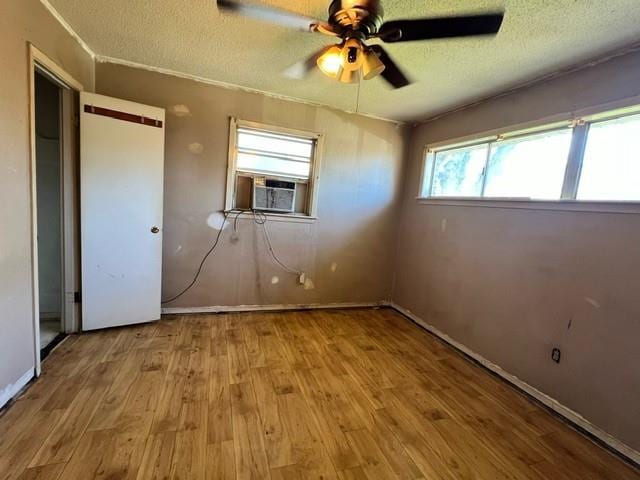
151 226 160 234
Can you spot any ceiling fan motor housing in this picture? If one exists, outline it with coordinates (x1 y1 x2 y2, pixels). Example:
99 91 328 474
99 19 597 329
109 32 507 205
328 0 384 36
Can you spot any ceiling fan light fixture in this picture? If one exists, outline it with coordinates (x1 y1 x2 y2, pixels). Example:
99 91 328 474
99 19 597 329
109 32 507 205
338 68 359 84
362 49 385 80
340 38 364 71
317 45 343 78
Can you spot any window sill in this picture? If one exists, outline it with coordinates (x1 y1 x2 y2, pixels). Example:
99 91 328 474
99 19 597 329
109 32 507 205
415 196 640 214
225 210 317 224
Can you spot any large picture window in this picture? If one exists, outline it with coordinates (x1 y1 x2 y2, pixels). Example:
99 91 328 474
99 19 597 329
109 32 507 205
421 108 640 203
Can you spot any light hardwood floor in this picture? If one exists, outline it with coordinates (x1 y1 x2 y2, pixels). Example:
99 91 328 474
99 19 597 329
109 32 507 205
0 308 637 479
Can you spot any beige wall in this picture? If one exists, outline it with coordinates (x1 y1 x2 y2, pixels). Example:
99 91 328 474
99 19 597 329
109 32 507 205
0 0 94 401
394 49 640 452
95 63 406 309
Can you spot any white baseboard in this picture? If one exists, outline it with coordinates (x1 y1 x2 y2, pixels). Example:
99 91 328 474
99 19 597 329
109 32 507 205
389 302 640 466
0 369 34 410
162 301 386 315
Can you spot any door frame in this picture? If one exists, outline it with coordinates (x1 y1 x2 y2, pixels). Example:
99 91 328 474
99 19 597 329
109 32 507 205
28 44 84 375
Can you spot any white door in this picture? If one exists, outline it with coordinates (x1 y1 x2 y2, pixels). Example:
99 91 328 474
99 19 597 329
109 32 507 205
80 92 165 331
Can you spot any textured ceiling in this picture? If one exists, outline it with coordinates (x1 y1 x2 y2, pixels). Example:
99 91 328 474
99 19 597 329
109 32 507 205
47 0 640 121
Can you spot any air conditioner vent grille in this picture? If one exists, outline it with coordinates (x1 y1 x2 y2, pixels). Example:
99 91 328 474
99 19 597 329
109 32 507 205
253 177 296 213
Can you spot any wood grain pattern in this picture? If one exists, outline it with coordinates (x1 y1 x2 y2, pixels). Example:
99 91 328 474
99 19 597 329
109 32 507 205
0 308 637 479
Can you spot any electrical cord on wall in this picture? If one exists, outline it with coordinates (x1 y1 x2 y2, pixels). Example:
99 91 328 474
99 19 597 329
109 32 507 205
161 212 230 305
161 209 303 304
251 210 302 276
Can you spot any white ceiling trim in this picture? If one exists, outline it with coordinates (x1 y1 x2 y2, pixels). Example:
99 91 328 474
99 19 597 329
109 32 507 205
40 0 96 59
95 55 403 125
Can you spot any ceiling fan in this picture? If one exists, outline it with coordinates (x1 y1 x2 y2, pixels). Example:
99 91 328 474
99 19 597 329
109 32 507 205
216 0 504 89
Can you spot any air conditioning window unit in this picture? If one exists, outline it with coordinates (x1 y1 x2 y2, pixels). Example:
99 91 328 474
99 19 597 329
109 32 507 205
252 177 297 213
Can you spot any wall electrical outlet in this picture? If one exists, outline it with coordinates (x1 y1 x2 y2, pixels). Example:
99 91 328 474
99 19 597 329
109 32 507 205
298 273 306 285
551 348 561 364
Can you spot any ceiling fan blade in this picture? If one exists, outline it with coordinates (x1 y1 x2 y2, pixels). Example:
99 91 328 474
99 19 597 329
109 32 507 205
379 13 504 43
216 0 334 33
369 46 411 89
283 46 333 80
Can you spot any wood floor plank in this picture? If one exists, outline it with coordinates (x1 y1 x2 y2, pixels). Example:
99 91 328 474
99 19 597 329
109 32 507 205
250 366 295 469
205 440 236 480
134 431 176 480
227 329 251 385
92 431 147 480
170 428 207 480
337 466 369 480
207 355 233 444
0 308 636 480
311 366 369 432
373 405 467 480
0 410 65 480
16 463 65 480
230 382 271 480
150 349 190 434
86 350 145 432
30 386 107 467
294 369 360 471
367 412 423 480
276 392 339 479
345 428 398 480
182 348 210 403
209 315 229 356
0 377 64 446
56 429 113 480
271 464 304 480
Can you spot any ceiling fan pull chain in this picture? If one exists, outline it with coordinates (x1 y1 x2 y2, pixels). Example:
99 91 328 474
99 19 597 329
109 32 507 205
355 73 362 113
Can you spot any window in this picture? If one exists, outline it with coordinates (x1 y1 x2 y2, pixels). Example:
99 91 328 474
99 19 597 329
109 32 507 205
236 127 314 179
483 129 572 199
424 128 573 200
430 143 487 197
226 119 322 217
421 106 640 203
577 114 640 201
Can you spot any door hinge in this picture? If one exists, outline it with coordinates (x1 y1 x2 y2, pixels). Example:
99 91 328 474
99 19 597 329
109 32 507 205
74 291 81 303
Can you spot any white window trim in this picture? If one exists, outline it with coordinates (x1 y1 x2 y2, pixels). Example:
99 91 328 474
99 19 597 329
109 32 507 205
421 124 573 200
415 197 640 215
225 118 324 220
417 100 640 213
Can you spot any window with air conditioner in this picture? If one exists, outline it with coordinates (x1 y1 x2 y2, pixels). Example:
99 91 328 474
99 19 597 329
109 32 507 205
225 119 322 218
